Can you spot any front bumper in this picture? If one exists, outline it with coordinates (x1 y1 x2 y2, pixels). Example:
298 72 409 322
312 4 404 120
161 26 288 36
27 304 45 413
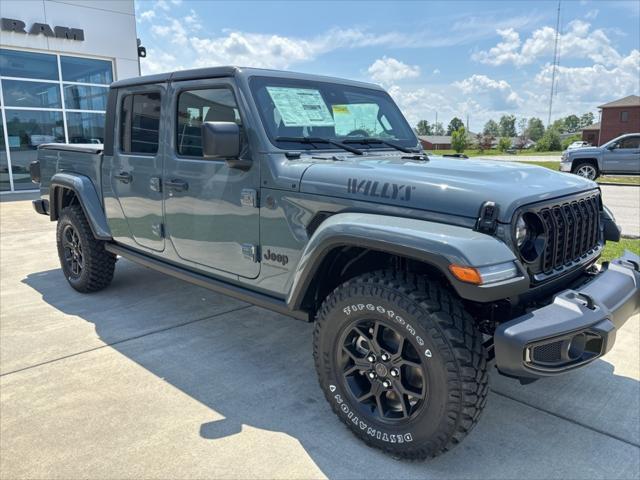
559 161 571 172
494 251 640 380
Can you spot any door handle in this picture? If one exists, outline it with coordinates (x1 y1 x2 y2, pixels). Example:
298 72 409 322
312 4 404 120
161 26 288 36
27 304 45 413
114 171 132 184
164 179 188 192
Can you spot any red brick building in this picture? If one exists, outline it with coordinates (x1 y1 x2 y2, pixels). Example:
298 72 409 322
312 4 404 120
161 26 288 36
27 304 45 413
582 95 640 146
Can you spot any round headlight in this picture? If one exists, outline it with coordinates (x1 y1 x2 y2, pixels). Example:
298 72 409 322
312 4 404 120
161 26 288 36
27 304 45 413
515 216 528 247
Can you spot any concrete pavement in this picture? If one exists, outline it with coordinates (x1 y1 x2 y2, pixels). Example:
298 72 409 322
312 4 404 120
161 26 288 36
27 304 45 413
1 197 639 479
600 185 640 238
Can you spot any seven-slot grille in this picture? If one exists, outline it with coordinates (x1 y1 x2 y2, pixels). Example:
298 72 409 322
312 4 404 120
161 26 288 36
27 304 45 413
538 194 601 273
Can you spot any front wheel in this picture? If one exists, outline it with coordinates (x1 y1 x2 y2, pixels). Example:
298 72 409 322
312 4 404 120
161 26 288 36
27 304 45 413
313 271 488 460
572 162 599 180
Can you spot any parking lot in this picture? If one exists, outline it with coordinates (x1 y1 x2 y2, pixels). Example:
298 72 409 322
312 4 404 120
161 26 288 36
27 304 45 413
1 195 638 479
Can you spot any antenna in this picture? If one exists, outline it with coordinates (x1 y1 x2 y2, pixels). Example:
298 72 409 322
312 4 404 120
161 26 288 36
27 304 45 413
548 0 561 126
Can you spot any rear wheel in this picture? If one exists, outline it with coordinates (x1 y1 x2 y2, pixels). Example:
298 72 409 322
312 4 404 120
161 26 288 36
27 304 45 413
572 162 598 180
56 205 116 293
313 270 488 459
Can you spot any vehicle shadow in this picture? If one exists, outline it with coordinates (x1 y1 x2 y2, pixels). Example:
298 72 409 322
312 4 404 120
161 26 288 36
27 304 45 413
22 263 640 479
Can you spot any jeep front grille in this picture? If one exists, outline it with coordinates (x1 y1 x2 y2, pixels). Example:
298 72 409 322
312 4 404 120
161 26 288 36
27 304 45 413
538 194 600 273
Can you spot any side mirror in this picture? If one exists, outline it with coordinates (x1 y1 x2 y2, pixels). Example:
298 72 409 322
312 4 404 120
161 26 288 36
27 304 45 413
202 121 240 159
607 143 617 150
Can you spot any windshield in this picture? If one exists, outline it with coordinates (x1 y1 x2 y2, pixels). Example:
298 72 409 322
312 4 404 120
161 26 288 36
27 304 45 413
249 76 418 150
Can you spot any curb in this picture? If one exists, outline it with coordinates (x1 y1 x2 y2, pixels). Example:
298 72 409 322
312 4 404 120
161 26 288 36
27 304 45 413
621 234 640 240
598 182 640 187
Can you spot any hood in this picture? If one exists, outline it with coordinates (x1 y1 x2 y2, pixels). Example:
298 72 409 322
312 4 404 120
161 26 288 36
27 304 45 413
299 154 597 222
567 146 602 155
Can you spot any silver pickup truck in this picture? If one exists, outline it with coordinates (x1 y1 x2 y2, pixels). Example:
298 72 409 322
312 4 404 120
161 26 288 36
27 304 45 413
560 133 640 179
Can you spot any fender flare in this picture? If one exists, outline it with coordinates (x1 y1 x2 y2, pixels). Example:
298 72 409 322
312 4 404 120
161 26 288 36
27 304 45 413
286 213 528 308
50 173 112 240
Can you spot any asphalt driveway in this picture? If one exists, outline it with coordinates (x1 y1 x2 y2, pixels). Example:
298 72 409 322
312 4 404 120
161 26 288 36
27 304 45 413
1 196 638 479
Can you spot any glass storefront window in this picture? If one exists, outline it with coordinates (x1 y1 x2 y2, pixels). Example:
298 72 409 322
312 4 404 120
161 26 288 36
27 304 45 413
0 49 113 191
2 79 62 109
0 122 10 191
0 49 58 81
66 112 105 144
4 110 64 190
61 56 113 84
63 84 108 111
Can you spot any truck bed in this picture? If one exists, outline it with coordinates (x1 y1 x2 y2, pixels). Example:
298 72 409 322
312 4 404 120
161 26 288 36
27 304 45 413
37 143 104 199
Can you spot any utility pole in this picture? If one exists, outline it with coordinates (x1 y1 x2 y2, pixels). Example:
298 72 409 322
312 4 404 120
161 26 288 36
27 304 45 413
548 0 561 126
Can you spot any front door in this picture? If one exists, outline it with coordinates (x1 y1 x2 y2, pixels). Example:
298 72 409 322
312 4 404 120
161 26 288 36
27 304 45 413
162 79 260 278
603 135 640 174
103 85 165 252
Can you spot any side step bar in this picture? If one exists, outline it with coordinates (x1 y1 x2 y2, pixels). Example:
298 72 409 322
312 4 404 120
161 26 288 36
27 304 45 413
105 243 310 322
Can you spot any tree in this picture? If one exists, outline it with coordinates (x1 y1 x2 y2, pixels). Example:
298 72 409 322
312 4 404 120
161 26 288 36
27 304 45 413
476 133 494 152
526 117 545 141
416 120 432 135
579 112 595 128
432 122 445 136
514 118 528 150
498 115 516 137
451 126 469 153
483 119 499 136
561 133 582 150
498 137 512 152
535 128 561 152
564 114 580 133
447 117 464 135
517 118 528 135
550 118 566 133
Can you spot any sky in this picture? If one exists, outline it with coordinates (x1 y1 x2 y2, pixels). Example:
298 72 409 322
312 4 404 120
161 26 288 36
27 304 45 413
134 0 640 132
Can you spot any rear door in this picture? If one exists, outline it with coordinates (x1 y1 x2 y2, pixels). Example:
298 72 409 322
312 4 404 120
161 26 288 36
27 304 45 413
103 85 165 252
603 136 640 174
162 78 260 278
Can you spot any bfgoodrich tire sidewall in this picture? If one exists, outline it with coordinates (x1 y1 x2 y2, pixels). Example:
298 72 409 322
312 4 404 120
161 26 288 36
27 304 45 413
316 292 454 450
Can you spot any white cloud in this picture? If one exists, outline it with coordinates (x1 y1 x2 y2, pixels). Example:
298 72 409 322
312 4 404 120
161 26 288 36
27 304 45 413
188 28 429 70
535 49 640 105
473 20 622 67
140 49 183 74
585 9 599 20
139 10 156 22
151 18 188 46
432 68 440 75
453 74 522 110
367 57 420 85
155 0 170 11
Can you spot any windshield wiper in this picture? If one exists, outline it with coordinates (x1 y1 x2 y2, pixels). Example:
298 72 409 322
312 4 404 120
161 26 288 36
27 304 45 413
275 136 363 155
342 137 420 154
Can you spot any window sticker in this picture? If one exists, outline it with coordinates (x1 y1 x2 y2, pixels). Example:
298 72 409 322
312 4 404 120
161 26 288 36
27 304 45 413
266 87 335 127
333 103 385 136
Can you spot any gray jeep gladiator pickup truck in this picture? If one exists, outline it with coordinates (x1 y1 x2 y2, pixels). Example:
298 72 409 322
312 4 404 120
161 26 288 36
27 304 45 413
31 66 640 459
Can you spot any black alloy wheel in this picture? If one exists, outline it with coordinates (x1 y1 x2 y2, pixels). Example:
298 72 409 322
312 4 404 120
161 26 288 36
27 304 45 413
338 319 427 422
62 224 84 278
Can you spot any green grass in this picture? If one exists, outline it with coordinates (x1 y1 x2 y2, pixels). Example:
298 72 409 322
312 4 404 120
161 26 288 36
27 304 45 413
601 238 640 263
518 161 640 185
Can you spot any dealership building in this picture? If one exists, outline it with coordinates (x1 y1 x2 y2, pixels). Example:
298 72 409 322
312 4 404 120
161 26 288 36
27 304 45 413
0 0 140 193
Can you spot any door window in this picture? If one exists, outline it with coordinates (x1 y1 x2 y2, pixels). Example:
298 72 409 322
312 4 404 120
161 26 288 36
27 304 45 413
618 136 640 149
120 92 161 154
176 88 240 157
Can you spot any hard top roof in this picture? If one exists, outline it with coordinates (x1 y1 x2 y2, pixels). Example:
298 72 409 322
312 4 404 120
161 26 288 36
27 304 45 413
110 66 383 91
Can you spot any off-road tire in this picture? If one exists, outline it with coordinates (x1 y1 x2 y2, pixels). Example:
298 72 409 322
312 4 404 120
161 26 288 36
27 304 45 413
56 205 116 293
313 270 488 460
572 161 599 180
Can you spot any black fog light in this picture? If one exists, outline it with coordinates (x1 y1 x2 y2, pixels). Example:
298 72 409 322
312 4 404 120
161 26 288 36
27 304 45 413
567 333 587 360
